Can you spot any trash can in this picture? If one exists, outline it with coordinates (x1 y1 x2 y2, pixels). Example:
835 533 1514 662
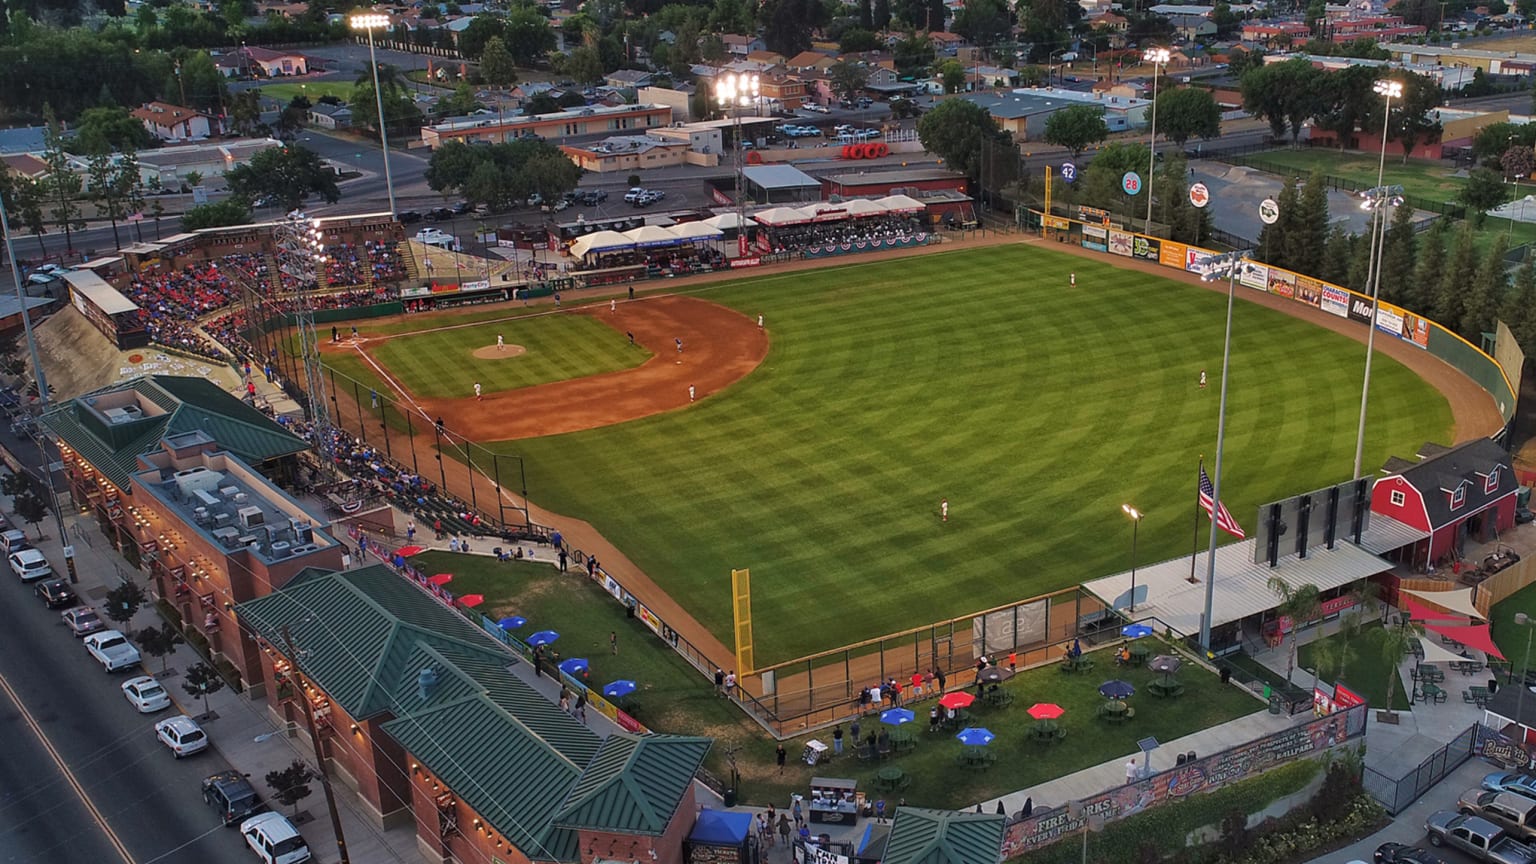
1268 695 1282 715
724 788 737 807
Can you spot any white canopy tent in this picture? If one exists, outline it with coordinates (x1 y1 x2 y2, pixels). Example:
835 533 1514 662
753 207 813 226
670 222 724 241
843 198 890 217
703 212 755 230
623 225 682 247
569 230 634 258
875 194 925 213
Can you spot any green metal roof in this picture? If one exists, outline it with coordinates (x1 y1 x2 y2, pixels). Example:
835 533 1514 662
41 375 306 491
236 564 612 861
881 808 1006 864
553 734 711 835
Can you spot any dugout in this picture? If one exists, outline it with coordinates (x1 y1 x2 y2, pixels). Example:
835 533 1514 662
62 270 147 349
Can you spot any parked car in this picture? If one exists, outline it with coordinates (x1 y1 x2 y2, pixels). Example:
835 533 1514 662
11 548 52 582
85 630 142 672
2 528 30 555
155 714 209 757
451 200 473 215
1461 789 1536 841
525 193 544 207
1376 841 1451 863
204 771 264 827
396 210 423 224
804 102 830 113
34 578 76 607
1425 812 1536 863
241 812 312 864
425 207 454 222
122 675 171 713
61 606 105 637
581 189 608 205
623 187 646 203
1486 773 1536 801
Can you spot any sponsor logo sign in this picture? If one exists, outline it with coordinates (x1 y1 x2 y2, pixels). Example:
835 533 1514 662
1375 301 1405 338
1238 261 1269 291
1189 182 1210 208
1267 269 1296 298
1258 198 1280 224
1483 737 1532 770
1295 276 1322 308
1108 230 1134 256
729 256 762 269
1320 285 1350 318
1348 294 1375 324
1132 235 1160 261
1403 312 1430 348
1061 161 1077 183
1159 241 1187 270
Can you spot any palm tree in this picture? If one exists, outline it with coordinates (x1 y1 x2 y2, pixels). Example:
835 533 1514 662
1309 636 1347 688
1380 617 1424 717
1267 576 1322 685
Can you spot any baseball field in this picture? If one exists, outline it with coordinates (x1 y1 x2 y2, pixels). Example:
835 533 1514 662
354 243 1454 665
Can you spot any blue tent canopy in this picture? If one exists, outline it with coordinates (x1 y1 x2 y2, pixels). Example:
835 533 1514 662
690 808 753 846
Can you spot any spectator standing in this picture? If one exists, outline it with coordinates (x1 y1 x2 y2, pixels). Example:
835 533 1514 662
832 724 843 755
776 743 786 773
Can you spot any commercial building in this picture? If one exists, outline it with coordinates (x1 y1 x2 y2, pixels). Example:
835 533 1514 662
420 104 673 149
42 375 332 690
132 102 222 142
1369 439 1518 566
559 135 694 172
134 138 282 187
962 88 1150 138
1383 42 1536 75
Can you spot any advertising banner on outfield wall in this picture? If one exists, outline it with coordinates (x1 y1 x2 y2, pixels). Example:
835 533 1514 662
1321 285 1350 318
1238 260 1268 291
1082 224 1108 252
1132 235 1160 261
1295 276 1323 309
1375 301 1405 340
1160 241 1187 270
1404 311 1430 348
1001 704 1368 860
1108 229 1134 257
1348 294 1375 325
1267 269 1296 298
1185 246 1219 274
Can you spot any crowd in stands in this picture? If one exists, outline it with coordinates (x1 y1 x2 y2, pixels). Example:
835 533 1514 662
323 241 405 287
761 215 926 255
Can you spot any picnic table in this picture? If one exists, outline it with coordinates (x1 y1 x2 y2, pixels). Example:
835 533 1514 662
889 725 916 753
985 688 1015 708
1418 682 1447 704
1148 678 1185 698
1468 685 1491 708
874 765 908 791
1127 643 1151 664
1059 655 1094 674
955 747 996 768
1097 701 1133 723
1415 664 1445 684
1029 720 1067 742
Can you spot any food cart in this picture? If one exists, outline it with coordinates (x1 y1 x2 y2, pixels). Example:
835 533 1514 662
808 777 859 825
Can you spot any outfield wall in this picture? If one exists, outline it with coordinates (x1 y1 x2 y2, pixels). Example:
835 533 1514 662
1033 211 1518 427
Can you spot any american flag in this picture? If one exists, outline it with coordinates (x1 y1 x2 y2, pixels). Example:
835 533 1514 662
1199 465 1245 539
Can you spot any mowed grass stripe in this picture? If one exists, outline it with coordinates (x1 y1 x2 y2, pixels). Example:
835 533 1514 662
491 246 1450 663
370 316 646 398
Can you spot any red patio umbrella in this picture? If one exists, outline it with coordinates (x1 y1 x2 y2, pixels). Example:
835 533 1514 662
428 573 453 586
939 691 975 710
459 594 484 608
1027 703 1065 721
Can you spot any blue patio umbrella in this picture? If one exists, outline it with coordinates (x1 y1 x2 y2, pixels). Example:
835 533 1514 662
1121 623 1154 639
1099 680 1136 700
527 630 560 647
558 658 589 676
955 727 995 747
880 708 915 726
603 680 637 700
498 616 527 630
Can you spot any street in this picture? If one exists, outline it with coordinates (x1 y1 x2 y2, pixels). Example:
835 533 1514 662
0 561 251 864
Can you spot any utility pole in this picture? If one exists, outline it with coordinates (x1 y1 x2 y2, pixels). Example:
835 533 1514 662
280 625 352 864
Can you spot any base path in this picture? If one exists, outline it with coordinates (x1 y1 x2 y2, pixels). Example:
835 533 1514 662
390 296 769 441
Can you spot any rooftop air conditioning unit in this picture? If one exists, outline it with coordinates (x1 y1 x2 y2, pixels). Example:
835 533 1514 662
213 512 233 529
220 486 240 499
269 541 291 559
212 526 241 547
194 489 220 507
174 467 222 497
237 506 264 530
193 507 209 524
233 493 249 505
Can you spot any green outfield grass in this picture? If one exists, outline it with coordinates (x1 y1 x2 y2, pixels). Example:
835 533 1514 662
369 316 648 398
470 245 1452 666
257 81 357 104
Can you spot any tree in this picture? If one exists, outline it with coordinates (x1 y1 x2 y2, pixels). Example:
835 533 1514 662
525 93 561 115
1411 218 1449 317
425 139 581 212
951 0 1010 47
1435 223 1478 330
104 581 147 625
1463 234 1509 338
228 90 264 137
137 623 185 675
917 99 1011 181
41 110 83 253
892 31 935 78
350 79 421 135
1043 104 1108 158
1460 167 1510 226
437 84 484 118
1319 225 1356 288
840 27 880 52
480 37 518 93
182 661 225 716
174 51 228 117
1240 58 1323 141
74 106 155 154
1312 64 1380 151
225 145 340 210
1266 577 1322 685
1153 87 1220 147
0 175 48 259
762 0 824 56
828 61 870 102
502 6 556 66
1077 141 1148 216
181 199 253 231
1376 201 1417 306
457 15 506 60
566 46 604 85
276 95 310 140
1383 72 1442 164
1284 172 1329 273
1506 254 1536 353
265 760 314 819
1503 145 1536 181
87 152 141 249
1379 618 1422 718
12 489 47 538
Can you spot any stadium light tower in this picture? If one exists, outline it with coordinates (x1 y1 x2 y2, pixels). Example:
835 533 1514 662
1122 504 1144 613
350 13 397 217
1351 79 1403 481
1197 248 1252 651
715 72 759 259
1142 47 1171 234
275 214 337 468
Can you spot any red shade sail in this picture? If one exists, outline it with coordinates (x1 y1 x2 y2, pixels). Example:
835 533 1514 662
1402 596 1472 626
1423 621 1506 660
459 594 484 608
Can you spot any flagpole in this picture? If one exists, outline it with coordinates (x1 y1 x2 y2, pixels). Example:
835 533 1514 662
1189 457 1203 584
1201 252 1243 652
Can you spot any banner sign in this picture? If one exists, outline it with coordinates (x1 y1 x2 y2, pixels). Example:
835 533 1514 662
1238 261 1269 291
1132 235 1160 261
1480 731 1532 770
1044 216 1072 230
1186 247 1219 274
1375 301 1405 339
1001 704 1367 859
1334 684 1365 709
729 256 763 269
1403 311 1431 348
1108 229 1135 257
1160 241 1187 270
1348 294 1375 325
1295 275 1323 308
1267 269 1296 298
1321 285 1350 318
1083 224 1108 252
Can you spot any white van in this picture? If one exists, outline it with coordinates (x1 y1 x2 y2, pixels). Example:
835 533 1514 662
1 528 29 555
241 812 311 864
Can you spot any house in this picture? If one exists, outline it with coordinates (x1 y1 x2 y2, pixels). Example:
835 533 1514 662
1328 14 1427 41
605 69 654 89
785 50 836 73
722 33 764 57
1241 21 1311 44
241 45 310 76
132 102 220 142
1 153 50 180
930 30 967 54
420 103 673 148
760 74 807 110
963 87 1150 138
1369 439 1518 566
307 103 353 129
236 563 713 864
0 125 48 155
745 49 786 65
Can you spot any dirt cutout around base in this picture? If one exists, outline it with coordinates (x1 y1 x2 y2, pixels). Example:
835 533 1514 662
471 344 527 360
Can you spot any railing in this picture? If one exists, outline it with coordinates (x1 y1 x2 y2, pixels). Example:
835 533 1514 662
1362 722 1478 814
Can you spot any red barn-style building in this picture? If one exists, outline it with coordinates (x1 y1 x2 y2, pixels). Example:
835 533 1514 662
1370 439 1518 567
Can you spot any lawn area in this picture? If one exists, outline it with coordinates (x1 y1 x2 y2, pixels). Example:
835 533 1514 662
1237 149 1467 203
413 551 1263 808
369 316 647 398
256 81 357 104
1489 580 1536 678
1296 622 1411 711
485 245 1452 665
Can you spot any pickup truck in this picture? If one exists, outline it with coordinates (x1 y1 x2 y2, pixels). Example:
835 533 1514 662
1426 811 1536 863
1460 789 1536 840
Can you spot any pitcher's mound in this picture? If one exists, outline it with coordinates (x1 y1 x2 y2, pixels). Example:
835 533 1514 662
472 345 527 360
